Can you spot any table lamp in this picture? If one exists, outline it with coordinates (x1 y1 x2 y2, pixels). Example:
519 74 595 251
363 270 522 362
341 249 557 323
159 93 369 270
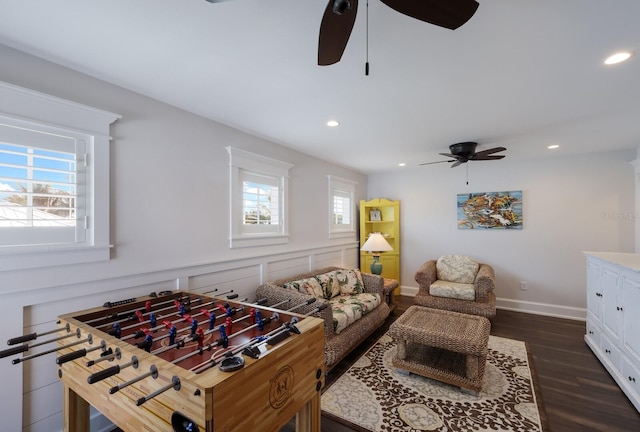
360 232 393 275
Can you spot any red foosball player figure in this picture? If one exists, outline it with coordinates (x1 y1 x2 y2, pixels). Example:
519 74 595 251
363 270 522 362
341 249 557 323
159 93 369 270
195 327 204 349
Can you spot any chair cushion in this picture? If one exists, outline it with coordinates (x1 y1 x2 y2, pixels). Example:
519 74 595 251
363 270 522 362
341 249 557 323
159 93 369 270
436 255 479 284
429 280 476 301
330 292 381 334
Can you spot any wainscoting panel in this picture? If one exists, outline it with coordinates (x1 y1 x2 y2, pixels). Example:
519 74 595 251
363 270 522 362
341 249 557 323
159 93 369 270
189 263 262 300
3 241 359 432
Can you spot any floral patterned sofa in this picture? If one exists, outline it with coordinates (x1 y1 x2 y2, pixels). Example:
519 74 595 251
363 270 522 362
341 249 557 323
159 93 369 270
256 267 390 370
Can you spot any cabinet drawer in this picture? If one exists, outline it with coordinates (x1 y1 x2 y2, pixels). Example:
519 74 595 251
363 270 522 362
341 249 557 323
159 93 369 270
602 336 622 370
586 321 601 346
622 357 640 409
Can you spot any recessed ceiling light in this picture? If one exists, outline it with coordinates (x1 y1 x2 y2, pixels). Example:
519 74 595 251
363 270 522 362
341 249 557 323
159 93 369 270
398 163 406 167
327 120 340 127
604 51 632 65
548 144 559 149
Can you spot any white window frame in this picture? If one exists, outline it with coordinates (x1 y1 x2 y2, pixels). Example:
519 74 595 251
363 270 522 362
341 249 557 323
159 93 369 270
227 147 292 248
0 81 119 272
328 175 357 239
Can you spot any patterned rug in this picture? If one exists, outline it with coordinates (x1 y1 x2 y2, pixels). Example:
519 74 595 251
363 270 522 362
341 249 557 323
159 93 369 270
322 333 547 432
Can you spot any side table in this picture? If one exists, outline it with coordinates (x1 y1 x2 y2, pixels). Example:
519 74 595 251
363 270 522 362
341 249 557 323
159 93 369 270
382 278 399 312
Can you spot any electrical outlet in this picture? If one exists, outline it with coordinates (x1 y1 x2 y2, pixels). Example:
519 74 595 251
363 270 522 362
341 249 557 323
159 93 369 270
520 281 528 291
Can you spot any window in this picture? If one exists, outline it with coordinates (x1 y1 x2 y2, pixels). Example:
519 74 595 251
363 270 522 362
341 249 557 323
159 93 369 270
0 81 119 271
227 147 292 248
328 175 357 239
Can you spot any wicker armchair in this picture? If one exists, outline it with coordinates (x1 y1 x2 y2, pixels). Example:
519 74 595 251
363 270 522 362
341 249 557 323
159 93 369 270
414 255 496 318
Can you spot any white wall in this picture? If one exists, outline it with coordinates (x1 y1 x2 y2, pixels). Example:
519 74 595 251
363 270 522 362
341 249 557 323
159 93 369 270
368 149 636 318
0 44 367 432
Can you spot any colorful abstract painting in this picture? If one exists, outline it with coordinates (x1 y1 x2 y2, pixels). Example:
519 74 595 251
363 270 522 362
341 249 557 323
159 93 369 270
457 190 523 229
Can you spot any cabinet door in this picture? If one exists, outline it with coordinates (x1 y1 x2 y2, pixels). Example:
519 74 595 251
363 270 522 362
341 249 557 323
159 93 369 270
622 273 640 365
602 265 622 342
362 254 398 280
586 259 602 323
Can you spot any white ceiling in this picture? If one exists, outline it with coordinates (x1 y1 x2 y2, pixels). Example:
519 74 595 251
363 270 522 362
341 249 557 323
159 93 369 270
0 0 639 173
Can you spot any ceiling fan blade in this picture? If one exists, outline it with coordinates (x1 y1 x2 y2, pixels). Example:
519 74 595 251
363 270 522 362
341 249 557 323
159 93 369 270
450 160 464 168
471 147 506 158
379 0 479 30
419 159 455 166
438 152 457 158
318 0 359 66
473 155 506 161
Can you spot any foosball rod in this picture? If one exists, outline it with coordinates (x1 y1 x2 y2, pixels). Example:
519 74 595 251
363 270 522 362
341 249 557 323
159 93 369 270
160 310 279 367
147 306 256 357
94 295 204 329
114 297 217 333
285 297 317 312
86 347 121 367
109 364 158 394
56 340 107 365
12 334 93 365
83 296 191 325
189 319 295 374
0 328 81 360
6 322 69 345
87 355 138 384
136 376 180 406
123 304 246 344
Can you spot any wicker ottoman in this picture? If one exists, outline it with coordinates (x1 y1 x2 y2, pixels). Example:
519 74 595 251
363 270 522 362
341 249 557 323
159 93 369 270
389 305 491 393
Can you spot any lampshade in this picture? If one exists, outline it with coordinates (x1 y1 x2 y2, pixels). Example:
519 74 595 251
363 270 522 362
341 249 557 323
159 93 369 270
361 233 393 253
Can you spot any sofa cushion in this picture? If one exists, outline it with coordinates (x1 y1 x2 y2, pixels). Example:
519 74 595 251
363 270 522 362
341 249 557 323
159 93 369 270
332 268 365 296
283 277 325 299
436 255 479 284
331 292 381 334
429 280 476 301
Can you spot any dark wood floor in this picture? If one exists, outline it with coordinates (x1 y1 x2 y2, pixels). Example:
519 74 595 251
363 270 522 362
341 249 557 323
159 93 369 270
285 296 640 432
113 296 640 431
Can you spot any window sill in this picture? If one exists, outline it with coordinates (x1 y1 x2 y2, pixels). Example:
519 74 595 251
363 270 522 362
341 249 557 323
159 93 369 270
0 244 112 272
229 234 290 249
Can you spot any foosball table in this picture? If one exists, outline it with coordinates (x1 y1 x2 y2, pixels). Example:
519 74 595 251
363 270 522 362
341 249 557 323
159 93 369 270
2 291 326 432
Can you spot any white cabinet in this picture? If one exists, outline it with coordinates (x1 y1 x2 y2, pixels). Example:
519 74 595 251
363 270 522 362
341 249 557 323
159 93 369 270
585 252 640 413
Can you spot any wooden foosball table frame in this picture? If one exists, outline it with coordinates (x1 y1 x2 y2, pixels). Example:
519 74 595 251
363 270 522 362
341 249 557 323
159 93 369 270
55 292 325 432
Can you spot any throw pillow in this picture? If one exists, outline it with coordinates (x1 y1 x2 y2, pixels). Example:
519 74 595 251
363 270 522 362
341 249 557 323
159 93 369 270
333 268 365 295
315 272 340 299
283 277 324 299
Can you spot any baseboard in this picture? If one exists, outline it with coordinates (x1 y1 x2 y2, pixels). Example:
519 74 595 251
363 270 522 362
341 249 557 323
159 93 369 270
398 286 586 321
496 298 586 321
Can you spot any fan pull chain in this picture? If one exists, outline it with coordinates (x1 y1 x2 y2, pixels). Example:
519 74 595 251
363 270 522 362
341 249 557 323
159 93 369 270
365 0 370 76
466 163 469 185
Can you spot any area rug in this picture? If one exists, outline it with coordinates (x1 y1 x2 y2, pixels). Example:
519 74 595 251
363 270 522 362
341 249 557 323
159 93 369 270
322 333 546 432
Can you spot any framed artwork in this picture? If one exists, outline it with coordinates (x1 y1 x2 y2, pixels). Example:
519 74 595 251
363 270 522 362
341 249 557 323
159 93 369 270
457 190 523 230
370 209 381 221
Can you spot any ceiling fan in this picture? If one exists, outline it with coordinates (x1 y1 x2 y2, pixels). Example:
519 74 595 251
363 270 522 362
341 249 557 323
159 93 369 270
420 142 506 168
318 0 480 66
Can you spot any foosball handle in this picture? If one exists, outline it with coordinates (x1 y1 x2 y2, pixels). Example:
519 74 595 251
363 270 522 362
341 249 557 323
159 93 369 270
56 349 87 365
88 365 120 384
0 344 28 359
7 333 37 345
